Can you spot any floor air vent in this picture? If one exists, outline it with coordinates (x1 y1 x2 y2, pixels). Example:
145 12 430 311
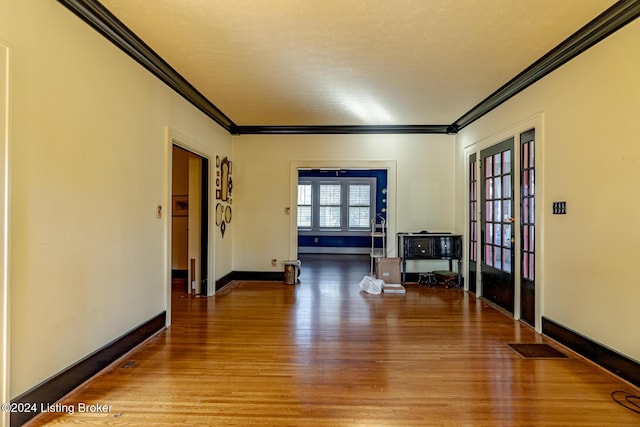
508 343 568 359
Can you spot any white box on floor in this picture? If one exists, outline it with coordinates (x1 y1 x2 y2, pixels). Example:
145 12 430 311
383 283 406 294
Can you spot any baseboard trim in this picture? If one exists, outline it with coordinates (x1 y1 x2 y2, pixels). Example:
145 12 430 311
215 271 285 291
215 272 234 291
232 271 284 282
11 312 166 426
172 269 187 279
542 316 640 388
298 247 371 255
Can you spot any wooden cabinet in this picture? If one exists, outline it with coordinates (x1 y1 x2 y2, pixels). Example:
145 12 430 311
397 233 462 285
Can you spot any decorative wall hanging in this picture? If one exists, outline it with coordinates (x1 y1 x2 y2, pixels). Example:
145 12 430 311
215 155 233 237
215 203 223 226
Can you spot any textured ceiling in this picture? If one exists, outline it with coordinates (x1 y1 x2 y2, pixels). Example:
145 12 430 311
99 0 615 126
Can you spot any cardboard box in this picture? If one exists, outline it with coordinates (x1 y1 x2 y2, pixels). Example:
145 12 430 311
376 257 402 284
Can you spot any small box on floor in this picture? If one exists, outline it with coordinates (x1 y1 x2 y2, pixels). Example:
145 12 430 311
376 257 401 284
383 283 406 294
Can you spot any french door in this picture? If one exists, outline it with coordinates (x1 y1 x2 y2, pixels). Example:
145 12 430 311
468 153 478 294
480 138 515 313
520 129 536 325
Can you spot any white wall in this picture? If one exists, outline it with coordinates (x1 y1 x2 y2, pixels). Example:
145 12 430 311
454 20 640 362
232 133 455 271
1 1 232 398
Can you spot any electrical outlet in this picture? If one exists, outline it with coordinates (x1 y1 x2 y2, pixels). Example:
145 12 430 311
156 205 162 219
271 259 277 267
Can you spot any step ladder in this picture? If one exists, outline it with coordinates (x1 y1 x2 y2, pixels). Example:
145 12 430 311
370 216 386 276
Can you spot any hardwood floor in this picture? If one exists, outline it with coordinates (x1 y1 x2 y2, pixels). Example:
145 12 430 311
29 255 639 425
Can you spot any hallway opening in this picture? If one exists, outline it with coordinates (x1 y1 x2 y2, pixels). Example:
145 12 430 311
171 145 209 297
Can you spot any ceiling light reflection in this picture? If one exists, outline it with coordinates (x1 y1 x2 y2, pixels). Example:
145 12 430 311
339 94 395 124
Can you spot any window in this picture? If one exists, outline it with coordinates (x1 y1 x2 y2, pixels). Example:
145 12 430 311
297 183 312 228
297 177 375 232
319 183 341 228
348 184 371 228
483 148 513 273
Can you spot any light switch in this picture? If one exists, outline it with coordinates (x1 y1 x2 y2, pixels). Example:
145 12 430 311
552 201 566 214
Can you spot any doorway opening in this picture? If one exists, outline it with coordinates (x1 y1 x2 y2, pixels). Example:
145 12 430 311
295 168 389 282
171 145 209 297
465 117 542 330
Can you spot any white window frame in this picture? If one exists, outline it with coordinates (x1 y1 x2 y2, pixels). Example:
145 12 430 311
297 177 376 234
318 181 342 230
297 181 313 229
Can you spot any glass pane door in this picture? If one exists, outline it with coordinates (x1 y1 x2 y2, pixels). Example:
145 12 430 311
480 138 515 313
468 153 478 294
520 129 536 325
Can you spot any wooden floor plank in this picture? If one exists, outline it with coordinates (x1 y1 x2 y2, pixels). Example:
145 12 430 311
28 255 639 426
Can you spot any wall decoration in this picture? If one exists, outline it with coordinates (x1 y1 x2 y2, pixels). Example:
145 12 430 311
215 203 223 226
220 158 230 201
215 156 233 237
172 195 188 217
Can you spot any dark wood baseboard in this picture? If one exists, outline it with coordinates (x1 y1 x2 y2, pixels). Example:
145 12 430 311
11 312 166 426
230 271 284 282
172 269 187 279
542 316 640 388
215 272 234 291
215 271 284 291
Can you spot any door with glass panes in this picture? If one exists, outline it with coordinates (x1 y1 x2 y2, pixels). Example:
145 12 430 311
468 153 478 294
480 138 515 313
520 129 536 325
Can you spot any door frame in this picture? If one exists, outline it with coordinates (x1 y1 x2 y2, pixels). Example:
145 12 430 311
0 41 10 427
463 114 544 331
165 127 214 325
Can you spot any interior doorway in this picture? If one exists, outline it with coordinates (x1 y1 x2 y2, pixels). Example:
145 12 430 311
465 118 542 330
296 168 388 257
293 166 392 285
171 145 209 296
